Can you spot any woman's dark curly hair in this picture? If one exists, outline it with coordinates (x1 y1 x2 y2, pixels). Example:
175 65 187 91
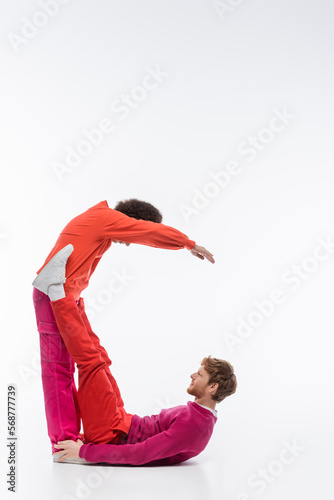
114 199 163 223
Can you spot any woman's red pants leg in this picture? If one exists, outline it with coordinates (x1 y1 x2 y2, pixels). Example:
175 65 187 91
50 295 132 444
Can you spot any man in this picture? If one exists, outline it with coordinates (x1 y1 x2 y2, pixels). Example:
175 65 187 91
34 245 237 465
32 199 215 455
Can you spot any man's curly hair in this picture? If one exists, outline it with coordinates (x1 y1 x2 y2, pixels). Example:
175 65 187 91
114 199 163 223
202 356 237 403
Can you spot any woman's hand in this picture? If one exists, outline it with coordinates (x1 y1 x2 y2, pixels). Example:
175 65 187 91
189 244 215 263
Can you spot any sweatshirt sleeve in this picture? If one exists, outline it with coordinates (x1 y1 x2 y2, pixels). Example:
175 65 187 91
79 423 197 465
99 209 196 250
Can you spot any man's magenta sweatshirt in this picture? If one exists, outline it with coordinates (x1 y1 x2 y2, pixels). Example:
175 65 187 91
79 401 217 466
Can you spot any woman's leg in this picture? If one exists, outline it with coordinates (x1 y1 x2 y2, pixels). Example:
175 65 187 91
76 297 125 408
33 288 81 452
50 295 133 444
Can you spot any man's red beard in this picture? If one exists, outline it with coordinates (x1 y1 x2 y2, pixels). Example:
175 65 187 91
187 385 205 398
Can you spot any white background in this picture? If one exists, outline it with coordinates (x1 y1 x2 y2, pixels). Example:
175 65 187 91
1 0 334 499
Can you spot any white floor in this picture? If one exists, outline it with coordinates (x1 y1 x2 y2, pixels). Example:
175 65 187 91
1 0 334 499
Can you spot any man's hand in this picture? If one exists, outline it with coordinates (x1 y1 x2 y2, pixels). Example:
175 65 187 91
54 439 83 462
189 244 215 263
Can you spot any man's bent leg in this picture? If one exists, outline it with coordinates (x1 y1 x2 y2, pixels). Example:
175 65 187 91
50 295 132 444
33 288 81 452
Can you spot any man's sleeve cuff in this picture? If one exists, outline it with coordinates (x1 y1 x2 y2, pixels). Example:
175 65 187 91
79 444 87 460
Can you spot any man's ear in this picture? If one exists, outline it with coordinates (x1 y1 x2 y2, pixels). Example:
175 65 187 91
209 382 219 397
